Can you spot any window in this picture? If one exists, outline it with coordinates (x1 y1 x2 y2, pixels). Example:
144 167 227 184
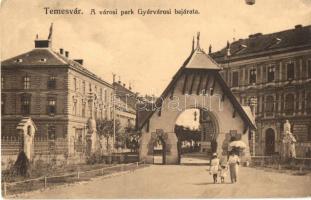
1 76 4 89
48 75 56 89
89 83 92 92
307 93 311 114
104 107 108 119
249 69 257 84
308 60 311 78
82 101 86 117
23 76 30 89
104 89 107 102
73 97 77 115
94 107 97 119
308 125 311 141
99 108 103 120
48 98 56 115
21 95 30 115
82 81 86 94
73 78 77 91
287 63 294 80
284 93 294 115
100 88 103 99
1 97 4 115
232 71 239 87
265 96 274 116
267 65 275 82
48 126 56 140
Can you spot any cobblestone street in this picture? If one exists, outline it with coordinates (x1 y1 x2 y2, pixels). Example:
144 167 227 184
20 163 311 198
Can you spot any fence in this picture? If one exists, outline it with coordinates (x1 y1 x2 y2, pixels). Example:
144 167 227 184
1 136 77 170
2 160 146 197
251 155 311 169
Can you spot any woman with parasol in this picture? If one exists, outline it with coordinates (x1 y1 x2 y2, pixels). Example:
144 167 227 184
227 140 246 183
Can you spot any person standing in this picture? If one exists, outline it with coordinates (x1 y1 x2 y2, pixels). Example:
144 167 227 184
210 153 220 184
228 151 240 183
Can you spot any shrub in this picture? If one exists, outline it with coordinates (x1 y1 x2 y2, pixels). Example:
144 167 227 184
12 151 31 177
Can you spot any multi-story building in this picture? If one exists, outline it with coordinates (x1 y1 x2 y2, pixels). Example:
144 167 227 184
113 81 137 134
1 30 114 155
211 24 311 157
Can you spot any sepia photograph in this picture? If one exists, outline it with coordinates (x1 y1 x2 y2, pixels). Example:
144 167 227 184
0 0 311 198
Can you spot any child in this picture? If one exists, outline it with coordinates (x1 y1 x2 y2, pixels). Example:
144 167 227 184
219 163 228 183
210 153 220 184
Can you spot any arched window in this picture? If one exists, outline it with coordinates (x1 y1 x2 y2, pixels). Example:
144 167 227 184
27 125 31 136
265 95 274 116
307 93 311 114
285 93 295 115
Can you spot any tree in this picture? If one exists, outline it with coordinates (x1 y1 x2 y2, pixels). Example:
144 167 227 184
124 123 140 153
96 118 121 152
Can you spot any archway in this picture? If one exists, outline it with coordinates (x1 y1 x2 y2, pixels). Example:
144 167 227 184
265 128 275 155
174 108 218 164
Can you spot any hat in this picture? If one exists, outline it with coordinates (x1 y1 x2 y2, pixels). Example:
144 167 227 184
212 153 217 156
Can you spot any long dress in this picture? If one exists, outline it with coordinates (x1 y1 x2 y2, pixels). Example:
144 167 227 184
228 155 240 183
210 158 220 175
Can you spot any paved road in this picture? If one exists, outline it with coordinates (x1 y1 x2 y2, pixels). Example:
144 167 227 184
20 164 311 198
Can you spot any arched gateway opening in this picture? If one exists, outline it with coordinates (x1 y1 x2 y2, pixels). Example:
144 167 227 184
174 108 219 164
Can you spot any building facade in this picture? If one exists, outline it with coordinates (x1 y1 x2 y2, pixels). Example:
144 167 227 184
211 24 311 157
1 33 114 156
113 81 137 134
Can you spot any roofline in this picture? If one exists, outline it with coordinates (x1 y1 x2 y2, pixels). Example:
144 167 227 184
1 49 114 89
138 54 257 131
213 44 311 63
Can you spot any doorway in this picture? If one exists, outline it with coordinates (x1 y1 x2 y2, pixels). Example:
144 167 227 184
265 128 275 155
175 108 218 165
153 136 166 164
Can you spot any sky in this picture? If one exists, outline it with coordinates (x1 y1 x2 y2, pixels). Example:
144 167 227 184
176 109 200 129
1 0 311 97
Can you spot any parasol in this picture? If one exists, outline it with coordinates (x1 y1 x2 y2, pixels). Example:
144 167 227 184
229 140 247 149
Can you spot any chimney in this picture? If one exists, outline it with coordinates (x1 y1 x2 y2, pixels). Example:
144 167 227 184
60 48 64 55
74 59 83 65
65 51 69 58
208 45 212 54
295 24 303 29
35 40 51 48
123 83 126 87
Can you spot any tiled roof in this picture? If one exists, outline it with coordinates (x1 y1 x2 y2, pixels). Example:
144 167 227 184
1 48 112 88
2 49 66 66
113 82 138 111
211 24 311 62
185 48 221 70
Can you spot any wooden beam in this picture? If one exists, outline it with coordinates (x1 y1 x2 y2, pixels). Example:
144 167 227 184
196 73 204 95
170 83 175 99
158 106 162 117
146 120 150 132
182 74 188 95
243 124 248 134
189 73 196 94
232 109 236 118
204 74 210 95
221 93 226 102
210 77 216 96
